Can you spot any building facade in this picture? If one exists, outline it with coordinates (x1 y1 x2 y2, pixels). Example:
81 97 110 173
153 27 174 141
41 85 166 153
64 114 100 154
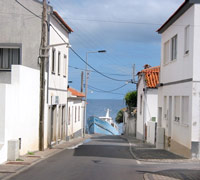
67 87 85 140
157 0 200 158
0 0 72 163
137 65 160 145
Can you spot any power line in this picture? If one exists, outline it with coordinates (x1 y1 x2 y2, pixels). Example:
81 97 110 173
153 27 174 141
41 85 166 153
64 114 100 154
88 84 128 93
50 1 134 73
63 17 162 26
70 47 132 82
15 0 42 19
88 86 125 96
15 0 134 83
69 65 131 77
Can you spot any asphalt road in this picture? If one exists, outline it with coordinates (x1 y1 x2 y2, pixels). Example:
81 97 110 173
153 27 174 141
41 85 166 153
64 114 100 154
9 135 200 180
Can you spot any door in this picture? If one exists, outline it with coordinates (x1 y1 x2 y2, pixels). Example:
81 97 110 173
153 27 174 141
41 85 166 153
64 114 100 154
51 105 57 142
61 105 66 140
168 96 172 137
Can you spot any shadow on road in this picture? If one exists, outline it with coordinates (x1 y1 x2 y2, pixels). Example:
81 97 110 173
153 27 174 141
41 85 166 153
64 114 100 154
73 135 134 159
139 169 200 180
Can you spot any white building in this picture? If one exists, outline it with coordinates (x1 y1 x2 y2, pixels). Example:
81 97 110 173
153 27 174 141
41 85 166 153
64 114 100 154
47 11 73 146
67 87 85 140
157 0 200 158
136 65 160 145
0 0 73 164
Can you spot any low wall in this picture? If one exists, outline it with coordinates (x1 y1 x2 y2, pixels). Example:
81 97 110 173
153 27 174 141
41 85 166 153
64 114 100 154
147 121 157 145
0 65 48 164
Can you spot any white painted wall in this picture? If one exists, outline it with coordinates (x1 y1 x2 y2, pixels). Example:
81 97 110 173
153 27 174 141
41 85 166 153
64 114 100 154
48 15 69 105
46 14 70 145
160 5 194 84
137 74 158 141
0 65 48 164
123 111 136 136
67 98 84 138
137 75 145 140
147 121 157 145
158 4 200 151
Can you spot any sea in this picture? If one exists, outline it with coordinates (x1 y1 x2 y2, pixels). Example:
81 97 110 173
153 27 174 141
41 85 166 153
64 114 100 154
86 99 125 134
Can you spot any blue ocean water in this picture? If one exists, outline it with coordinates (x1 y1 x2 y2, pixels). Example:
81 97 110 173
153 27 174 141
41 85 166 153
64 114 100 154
86 99 125 133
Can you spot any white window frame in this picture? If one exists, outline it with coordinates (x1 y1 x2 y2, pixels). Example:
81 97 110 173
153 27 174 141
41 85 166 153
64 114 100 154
52 48 56 74
58 51 61 76
63 54 67 77
164 40 170 65
171 35 177 61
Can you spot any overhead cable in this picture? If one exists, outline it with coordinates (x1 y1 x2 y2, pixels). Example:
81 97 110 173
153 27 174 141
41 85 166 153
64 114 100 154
69 65 131 77
88 84 128 93
15 0 135 83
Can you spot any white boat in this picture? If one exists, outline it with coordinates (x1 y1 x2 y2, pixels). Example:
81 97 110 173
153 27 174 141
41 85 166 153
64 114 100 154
87 109 119 135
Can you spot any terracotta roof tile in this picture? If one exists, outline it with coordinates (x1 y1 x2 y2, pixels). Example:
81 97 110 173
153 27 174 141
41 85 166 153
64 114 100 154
139 66 160 88
68 87 85 97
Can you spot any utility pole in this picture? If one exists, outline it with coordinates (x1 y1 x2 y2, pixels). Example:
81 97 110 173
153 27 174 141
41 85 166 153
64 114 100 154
132 64 135 83
39 0 48 151
81 71 84 93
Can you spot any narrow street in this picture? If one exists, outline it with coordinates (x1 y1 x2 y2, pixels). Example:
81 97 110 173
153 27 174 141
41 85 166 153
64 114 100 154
8 135 200 180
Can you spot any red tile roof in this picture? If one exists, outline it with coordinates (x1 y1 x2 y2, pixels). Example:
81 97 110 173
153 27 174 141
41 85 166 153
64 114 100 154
68 87 85 97
139 66 160 88
53 11 73 33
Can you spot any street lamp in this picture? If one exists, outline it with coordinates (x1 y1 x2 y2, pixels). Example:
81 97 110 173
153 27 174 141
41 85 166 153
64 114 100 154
83 50 106 136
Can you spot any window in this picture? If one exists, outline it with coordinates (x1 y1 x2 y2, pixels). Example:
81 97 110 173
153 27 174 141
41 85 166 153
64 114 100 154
164 41 170 64
52 49 56 73
140 95 143 115
185 26 189 54
0 48 20 70
58 52 61 75
63 55 67 77
181 96 189 125
68 107 70 125
163 96 167 120
78 106 80 121
171 35 177 61
174 96 180 123
75 106 77 123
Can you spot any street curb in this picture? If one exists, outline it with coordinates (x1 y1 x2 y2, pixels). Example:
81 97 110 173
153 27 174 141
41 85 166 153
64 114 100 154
2 136 91 180
121 136 199 164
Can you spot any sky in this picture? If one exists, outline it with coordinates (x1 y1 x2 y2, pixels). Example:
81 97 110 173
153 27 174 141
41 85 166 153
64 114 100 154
49 0 183 100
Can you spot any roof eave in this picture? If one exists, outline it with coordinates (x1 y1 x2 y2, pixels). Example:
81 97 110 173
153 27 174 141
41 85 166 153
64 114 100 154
52 11 73 33
157 0 194 34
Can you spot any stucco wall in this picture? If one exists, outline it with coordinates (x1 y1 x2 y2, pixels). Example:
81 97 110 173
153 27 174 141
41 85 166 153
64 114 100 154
0 65 48 164
67 99 84 139
158 4 200 155
158 82 192 150
48 15 69 104
137 75 158 140
137 75 145 140
160 5 194 84
0 0 42 73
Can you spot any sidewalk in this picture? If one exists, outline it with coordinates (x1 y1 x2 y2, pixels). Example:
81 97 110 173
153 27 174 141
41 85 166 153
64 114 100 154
0 135 91 180
123 135 193 162
122 135 200 180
